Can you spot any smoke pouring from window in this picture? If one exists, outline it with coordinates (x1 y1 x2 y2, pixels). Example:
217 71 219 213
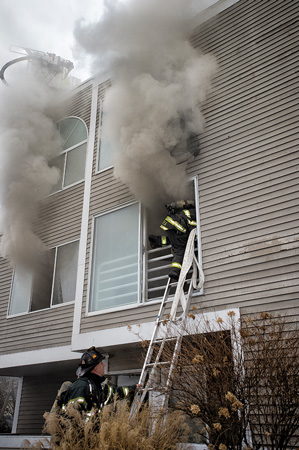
0 80 62 268
74 0 218 217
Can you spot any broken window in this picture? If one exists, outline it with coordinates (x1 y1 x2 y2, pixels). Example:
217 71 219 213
8 240 79 315
51 117 88 193
89 202 141 312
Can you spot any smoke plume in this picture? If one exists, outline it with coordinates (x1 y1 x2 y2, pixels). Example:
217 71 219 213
0 80 62 268
74 0 217 213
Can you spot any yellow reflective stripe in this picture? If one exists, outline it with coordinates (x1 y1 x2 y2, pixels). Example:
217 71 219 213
122 387 129 397
104 385 114 405
160 224 168 231
188 220 197 226
171 262 182 269
85 410 95 422
161 236 167 245
165 216 186 233
183 209 191 218
62 397 87 410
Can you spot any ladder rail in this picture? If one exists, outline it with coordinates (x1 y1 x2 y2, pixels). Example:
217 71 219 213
130 230 204 419
138 277 171 387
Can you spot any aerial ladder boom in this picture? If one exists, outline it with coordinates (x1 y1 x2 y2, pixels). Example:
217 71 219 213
130 228 204 419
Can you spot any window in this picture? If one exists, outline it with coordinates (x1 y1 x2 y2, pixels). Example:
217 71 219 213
88 178 201 313
51 117 87 192
97 98 117 171
89 203 140 312
8 240 79 315
146 177 201 301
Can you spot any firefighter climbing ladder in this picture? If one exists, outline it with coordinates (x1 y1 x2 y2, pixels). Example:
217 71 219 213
130 228 204 419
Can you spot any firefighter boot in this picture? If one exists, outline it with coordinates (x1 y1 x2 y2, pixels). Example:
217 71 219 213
148 235 161 249
168 269 179 282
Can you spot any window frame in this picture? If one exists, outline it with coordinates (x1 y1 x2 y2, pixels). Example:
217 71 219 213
86 176 203 316
144 175 203 302
87 201 142 316
51 116 88 193
7 239 80 317
96 97 114 174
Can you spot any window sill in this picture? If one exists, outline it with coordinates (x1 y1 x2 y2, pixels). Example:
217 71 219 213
48 179 85 196
85 289 203 317
6 301 75 319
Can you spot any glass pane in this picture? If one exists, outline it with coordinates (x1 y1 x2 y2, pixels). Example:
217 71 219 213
98 102 117 171
49 154 64 193
52 241 79 305
9 268 32 315
58 118 87 150
89 203 140 312
30 249 55 311
64 143 86 187
98 138 114 171
0 376 19 432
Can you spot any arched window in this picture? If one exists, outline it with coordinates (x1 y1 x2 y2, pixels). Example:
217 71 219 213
51 117 88 192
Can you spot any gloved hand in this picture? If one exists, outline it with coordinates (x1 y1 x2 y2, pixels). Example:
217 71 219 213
148 235 160 249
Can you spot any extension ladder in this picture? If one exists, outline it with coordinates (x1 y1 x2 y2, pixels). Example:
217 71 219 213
130 228 204 419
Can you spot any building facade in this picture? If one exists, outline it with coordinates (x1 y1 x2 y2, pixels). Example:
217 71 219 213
0 0 298 447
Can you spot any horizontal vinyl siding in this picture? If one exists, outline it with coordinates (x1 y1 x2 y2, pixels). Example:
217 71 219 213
187 0 299 321
59 84 93 130
77 0 298 334
0 85 92 354
0 186 84 355
0 305 74 355
16 372 75 435
35 183 84 246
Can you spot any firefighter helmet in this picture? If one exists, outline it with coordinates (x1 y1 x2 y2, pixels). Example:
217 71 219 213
165 200 195 214
76 346 105 377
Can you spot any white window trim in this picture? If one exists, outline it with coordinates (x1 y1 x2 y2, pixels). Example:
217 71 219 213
50 238 80 307
51 116 88 194
86 201 142 316
72 82 99 337
192 174 204 295
145 175 203 303
11 377 23 434
95 97 114 174
86 176 203 316
7 239 79 318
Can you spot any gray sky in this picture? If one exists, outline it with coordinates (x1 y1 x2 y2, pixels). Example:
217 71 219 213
0 0 218 84
0 0 107 83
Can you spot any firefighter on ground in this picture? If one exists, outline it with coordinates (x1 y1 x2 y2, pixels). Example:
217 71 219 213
149 200 197 281
61 347 136 420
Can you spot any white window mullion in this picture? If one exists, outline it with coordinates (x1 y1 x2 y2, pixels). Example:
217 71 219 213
11 377 23 434
61 152 67 189
50 247 58 307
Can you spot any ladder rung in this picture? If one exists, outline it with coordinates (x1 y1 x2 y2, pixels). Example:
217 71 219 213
138 387 154 391
146 361 171 367
153 337 178 344
157 318 170 324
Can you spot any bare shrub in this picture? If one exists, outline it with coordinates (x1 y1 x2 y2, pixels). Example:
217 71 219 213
161 311 298 450
242 314 299 450
41 399 190 450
